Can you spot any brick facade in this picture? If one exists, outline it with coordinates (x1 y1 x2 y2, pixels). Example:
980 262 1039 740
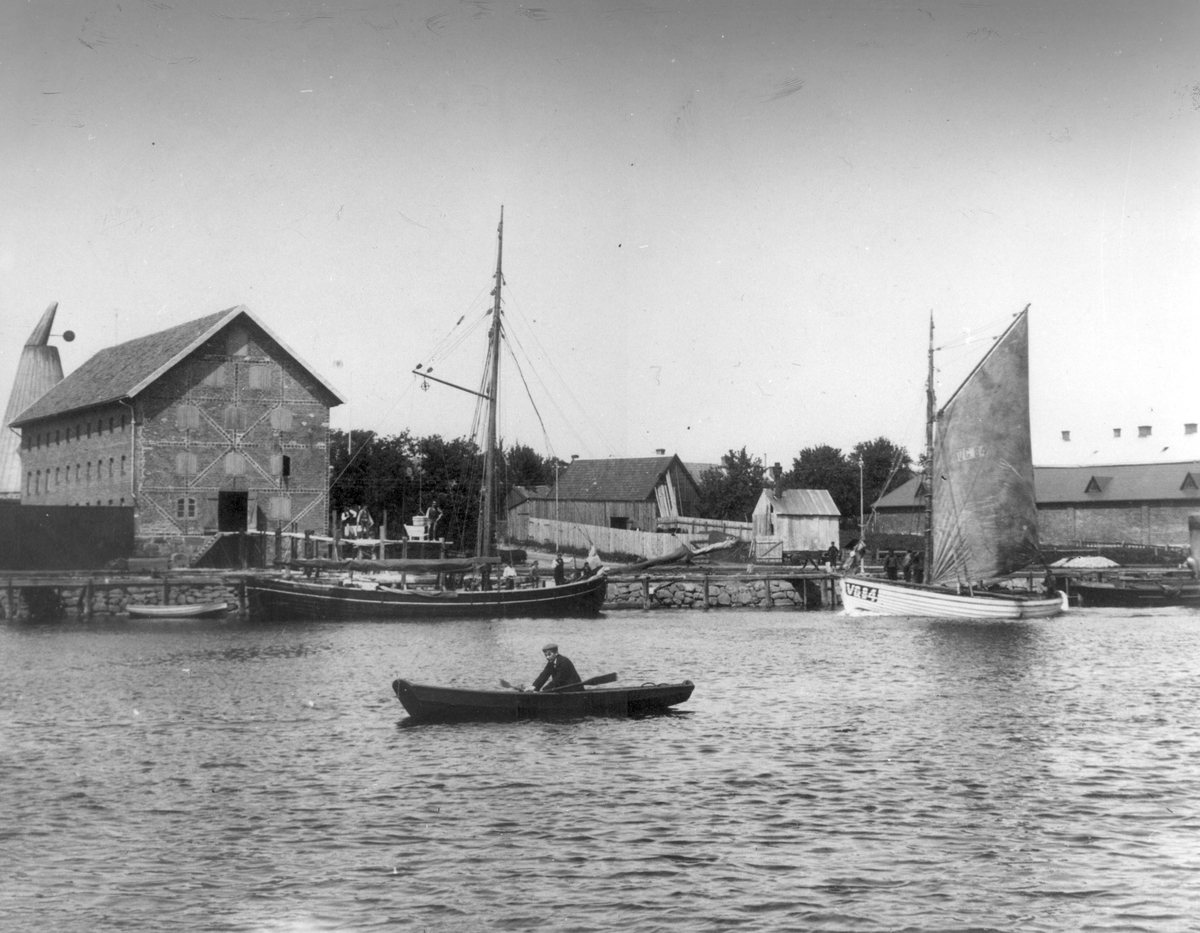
16 309 339 541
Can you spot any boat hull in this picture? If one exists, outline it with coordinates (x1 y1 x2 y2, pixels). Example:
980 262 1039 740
392 678 694 722
840 575 1064 619
1071 580 1200 609
126 601 230 619
246 573 608 620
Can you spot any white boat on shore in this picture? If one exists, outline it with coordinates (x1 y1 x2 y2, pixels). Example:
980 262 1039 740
126 601 231 619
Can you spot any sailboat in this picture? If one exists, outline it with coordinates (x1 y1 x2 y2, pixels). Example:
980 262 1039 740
839 305 1065 619
246 210 608 621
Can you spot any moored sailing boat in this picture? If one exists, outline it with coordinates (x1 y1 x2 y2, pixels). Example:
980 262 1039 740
247 211 607 620
840 306 1064 619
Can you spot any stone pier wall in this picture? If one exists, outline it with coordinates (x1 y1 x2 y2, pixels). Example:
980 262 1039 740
604 574 830 610
0 578 243 621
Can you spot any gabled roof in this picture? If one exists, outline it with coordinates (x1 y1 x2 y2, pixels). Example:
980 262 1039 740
873 462 1200 510
1036 461 1200 503
11 305 344 426
683 462 720 483
756 488 840 517
506 484 551 508
555 455 690 502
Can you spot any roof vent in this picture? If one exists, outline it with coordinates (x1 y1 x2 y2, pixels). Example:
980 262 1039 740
1113 428 1121 438
1061 430 1071 441
1186 423 1197 435
1138 425 1152 438
655 448 665 455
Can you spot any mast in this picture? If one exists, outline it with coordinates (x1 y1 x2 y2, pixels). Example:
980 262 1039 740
923 313 935 578
476 207 504 558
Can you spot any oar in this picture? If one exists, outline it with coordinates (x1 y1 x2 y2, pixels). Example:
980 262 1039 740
546 672 618 693
498 678 524 691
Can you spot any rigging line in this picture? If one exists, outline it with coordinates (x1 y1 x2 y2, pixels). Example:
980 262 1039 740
503 339 555 458
501 284 618 457
502 320 616 458
419 311 491 372
418 281 492 363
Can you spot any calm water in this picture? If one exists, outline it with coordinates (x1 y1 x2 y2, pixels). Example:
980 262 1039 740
2 607 1199 932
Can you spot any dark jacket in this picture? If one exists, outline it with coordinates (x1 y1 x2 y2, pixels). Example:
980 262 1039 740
532 654 581 692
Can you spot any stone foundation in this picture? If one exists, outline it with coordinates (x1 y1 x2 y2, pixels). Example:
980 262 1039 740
0 577 244 621
604 573 829 610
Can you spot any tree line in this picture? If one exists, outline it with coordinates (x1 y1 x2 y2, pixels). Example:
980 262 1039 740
694 439 915 529
328 429 914 543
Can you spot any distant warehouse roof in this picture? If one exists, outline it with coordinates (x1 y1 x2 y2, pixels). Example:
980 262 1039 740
873 462 1200 510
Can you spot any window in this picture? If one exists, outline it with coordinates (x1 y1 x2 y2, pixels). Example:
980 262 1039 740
35 470 41 494
222 405 247 432
86 462 92 482
1187 424 1198 436
55 467 61 486
1138 425 1152 438
120 414 126 431
226 325 250 357
269 496 292 521
75 464 81 483
175 452 199 475
1060 431 1070 442
176 405 201 431
224 451 246 475
270 407 294 431
55 429 60 445
108 457 114 479
26 472 32 495
270 453 292 477
202 364 226 388
249 363 272 390
108 417 114 433
1113 428 1121 438
175 497 197 519
121 455 127 476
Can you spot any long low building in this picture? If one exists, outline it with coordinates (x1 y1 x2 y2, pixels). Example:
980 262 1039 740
872 461 1200 548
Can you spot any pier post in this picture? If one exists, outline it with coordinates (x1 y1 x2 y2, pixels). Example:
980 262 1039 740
84 579 93 619
641 575 651 610
703 573 710 610
764 576 772 610
163 575 171 605
274 527 282 565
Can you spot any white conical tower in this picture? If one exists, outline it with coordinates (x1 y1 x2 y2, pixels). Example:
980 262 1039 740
0 302 66 499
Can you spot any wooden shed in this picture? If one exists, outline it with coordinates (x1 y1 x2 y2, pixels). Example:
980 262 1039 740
752 487 840 560
515 454 700 532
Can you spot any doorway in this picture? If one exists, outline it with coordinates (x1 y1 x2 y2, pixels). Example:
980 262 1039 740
218 491 248 532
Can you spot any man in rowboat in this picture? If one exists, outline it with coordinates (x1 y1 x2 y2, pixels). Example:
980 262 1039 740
531 643 582 692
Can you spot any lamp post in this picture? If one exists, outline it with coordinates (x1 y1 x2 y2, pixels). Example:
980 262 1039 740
554 460 561 551
857 456 864 534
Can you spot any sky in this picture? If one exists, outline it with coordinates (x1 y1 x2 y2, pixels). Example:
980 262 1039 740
3 0 1198 470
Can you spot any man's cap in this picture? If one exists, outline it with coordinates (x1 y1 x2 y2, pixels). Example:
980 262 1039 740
542 642 558 652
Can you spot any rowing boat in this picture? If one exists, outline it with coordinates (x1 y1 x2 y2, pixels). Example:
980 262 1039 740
126 601 231 619
391 677 694 722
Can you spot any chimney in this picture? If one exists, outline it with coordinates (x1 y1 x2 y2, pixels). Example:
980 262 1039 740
655 448 665 455
771 462 783 497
